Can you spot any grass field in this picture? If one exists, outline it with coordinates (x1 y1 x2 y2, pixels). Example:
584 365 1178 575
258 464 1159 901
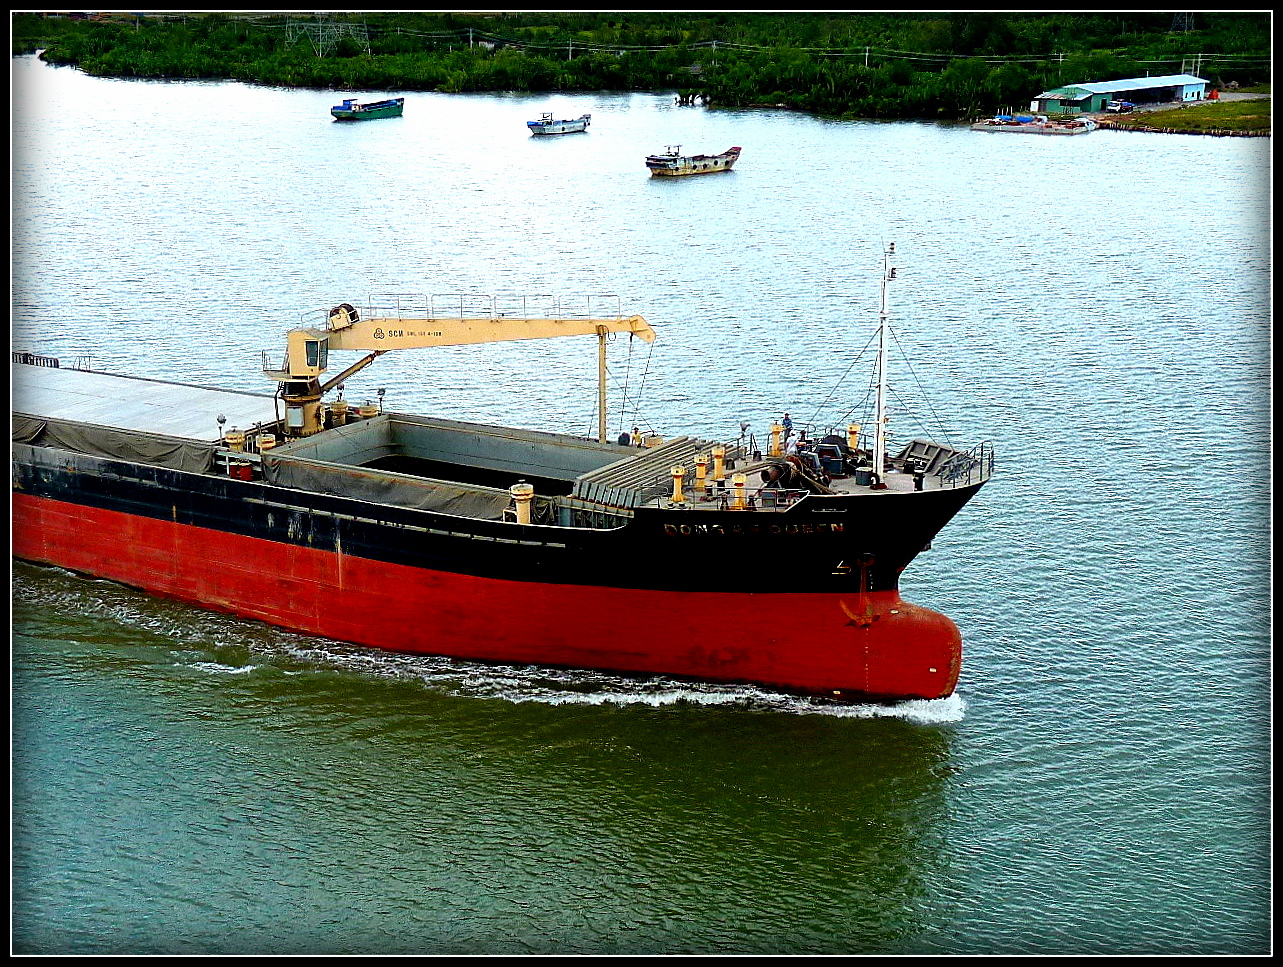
1117 92 1271 133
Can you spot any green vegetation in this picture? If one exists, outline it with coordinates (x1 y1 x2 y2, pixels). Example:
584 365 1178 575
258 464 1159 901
1113 92 1271 133
11 11 1272 121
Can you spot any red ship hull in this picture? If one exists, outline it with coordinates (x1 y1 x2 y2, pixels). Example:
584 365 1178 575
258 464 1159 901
13 492 961 701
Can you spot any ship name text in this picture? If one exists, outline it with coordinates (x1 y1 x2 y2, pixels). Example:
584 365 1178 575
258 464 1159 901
663 521 844 537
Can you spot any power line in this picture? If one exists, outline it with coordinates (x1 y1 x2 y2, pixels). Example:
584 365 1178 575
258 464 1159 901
379 28 1268 69
179 18 1271 72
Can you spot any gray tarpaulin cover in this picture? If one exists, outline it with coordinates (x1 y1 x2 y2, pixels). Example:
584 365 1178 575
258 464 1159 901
13 414 215 473
261 455 518 520
14 412 543 521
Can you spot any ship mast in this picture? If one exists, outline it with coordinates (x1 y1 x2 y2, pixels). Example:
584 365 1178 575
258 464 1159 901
872 242 896 486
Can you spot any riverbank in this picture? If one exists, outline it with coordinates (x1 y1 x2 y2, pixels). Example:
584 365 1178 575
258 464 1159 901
12 11 1272 127
1094 90 1270 136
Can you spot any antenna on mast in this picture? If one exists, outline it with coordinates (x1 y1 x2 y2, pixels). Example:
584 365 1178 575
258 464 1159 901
872 242 896 489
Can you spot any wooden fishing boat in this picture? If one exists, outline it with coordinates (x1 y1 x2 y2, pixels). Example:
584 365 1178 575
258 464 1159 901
645 145 741 176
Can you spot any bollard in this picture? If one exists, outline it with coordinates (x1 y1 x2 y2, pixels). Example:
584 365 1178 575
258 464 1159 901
670 466 687 505
510 481 535 524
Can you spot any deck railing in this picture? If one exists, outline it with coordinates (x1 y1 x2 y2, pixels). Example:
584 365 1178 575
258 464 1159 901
297 293 628 330
937 441 995 489
11 351 61 368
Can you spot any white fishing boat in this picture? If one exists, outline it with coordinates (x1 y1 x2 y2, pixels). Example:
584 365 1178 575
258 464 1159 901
527 112 591 135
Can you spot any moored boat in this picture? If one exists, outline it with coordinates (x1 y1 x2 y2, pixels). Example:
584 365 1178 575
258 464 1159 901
527 112 591 135
645 145 741 176
12 249 992 703
971 113 1097 135
331 97 405 121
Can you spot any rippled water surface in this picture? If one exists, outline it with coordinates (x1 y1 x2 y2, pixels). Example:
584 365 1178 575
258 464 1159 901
10 55 1271 954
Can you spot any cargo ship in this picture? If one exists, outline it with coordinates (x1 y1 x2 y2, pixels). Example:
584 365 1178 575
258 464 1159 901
12 247 993 702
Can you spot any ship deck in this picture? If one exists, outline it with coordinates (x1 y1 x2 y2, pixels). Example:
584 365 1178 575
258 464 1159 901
12 362 277 441
650 455 950 512
13 361 989 520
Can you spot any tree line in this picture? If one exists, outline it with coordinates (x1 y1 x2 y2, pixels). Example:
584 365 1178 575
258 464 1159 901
11 11 1271 121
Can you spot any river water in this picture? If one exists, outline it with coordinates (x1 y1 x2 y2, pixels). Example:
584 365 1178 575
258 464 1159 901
10 54 1272 954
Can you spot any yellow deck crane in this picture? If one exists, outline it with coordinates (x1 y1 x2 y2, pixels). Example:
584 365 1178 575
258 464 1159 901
262 302 657 440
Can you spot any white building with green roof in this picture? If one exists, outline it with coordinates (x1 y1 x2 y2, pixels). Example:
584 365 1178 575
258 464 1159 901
1032 74 1209 114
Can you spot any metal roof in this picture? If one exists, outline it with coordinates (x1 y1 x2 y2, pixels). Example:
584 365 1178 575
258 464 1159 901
1041 87 1092 100
12 363 277 442
1038 74 1208 98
